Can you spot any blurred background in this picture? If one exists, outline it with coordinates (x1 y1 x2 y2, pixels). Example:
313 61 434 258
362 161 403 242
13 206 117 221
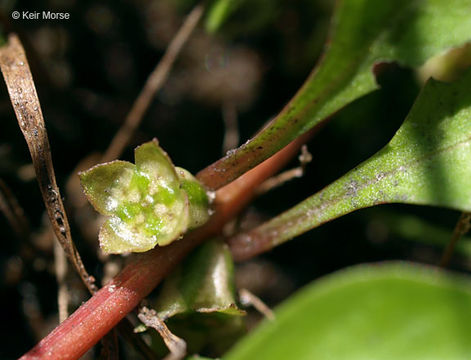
0 0 468 358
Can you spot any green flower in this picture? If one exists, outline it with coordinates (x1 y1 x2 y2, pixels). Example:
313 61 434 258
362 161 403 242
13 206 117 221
79 139 210 254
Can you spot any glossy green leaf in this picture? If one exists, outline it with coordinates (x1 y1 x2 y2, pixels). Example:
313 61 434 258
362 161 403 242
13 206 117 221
226 262 471 360
79 140 210 254
201 0 471 189
156 239 244 319
231 70 471 252
151 239 245 356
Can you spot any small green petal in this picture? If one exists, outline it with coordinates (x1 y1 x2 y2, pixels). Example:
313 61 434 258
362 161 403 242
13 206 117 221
79 160 135 215
132 140 192 247
99 218 158 253
134 139 179 188
176 167 211 229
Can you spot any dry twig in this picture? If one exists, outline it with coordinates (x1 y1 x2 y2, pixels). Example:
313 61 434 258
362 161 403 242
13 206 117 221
138 307 187 360
101 5 205 355
440 212 471 267
102 4 204 162
238 288 275 321
256 145 312 195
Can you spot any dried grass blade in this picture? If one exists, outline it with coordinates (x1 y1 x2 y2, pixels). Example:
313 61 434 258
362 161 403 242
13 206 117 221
0 33 97 293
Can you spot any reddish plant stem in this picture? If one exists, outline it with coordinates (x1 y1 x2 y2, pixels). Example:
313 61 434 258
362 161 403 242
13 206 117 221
20 131 312 360
197 121 324 191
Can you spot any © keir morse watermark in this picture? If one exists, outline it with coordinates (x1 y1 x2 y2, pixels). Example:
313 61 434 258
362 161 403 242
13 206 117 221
11 11 70 20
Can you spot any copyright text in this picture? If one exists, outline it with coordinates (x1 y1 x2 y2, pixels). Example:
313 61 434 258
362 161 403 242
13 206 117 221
12 11 70 20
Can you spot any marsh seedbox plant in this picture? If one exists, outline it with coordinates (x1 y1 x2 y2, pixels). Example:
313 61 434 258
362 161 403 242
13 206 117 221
4 0 471 359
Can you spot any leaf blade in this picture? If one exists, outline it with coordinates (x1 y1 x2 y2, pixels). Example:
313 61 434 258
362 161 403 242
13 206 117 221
226 262 471 360
230 69 471 259
156 239 244 319
198 0 471 190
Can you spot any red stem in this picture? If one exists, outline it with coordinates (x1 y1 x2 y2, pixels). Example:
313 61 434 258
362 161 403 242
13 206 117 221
20 131 312 360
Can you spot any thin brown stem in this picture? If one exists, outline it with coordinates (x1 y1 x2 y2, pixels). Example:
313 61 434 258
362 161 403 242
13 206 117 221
102 4 204 162
256 145 312 195
256 167 303 194
440 212 471 267
239 288 275 321
138 307 186 360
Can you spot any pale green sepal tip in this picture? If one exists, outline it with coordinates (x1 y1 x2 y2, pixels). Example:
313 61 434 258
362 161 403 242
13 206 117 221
176 167 211 229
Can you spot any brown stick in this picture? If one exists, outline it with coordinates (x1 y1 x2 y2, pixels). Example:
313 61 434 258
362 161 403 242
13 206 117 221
138 307 186 360
102 4 204 162
439 212 471 267
256 145 312 195
0 34 97 294
20 129 311 360
238 288 275 321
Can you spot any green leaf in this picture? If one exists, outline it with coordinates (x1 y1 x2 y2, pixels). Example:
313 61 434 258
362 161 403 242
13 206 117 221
156 239 244 319
79 140 210 254
226 262 471 360
204 0 278 36
151 239 245 356
200 0 471 189
231 69 471 252
205 0 245 33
